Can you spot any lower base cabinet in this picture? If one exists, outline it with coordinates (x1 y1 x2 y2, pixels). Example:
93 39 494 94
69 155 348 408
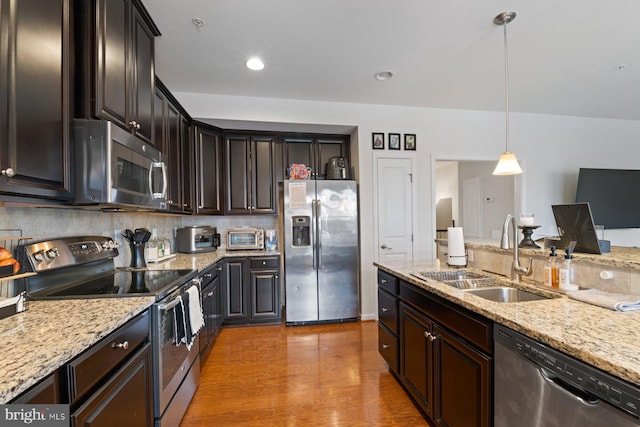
222 256 281 326
72 343 153 427
379 271 493 427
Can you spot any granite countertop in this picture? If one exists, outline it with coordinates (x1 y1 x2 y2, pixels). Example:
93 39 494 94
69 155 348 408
0 248 280 403
0 297 154 403
375 259 640 387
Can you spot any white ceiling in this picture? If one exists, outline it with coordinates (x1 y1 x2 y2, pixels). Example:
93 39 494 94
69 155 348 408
145 0 640 122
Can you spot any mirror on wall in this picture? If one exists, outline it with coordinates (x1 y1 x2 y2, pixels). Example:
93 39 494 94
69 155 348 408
434 160 517 241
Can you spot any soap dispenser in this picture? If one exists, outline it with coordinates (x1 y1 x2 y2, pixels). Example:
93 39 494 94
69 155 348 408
544 246 560 288
559 248 578 290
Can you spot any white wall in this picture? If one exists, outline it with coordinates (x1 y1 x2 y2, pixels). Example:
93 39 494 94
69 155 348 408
176 91 640 318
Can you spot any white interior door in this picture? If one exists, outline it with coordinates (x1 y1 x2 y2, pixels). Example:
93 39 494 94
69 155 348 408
376 158 414 263
462 176 483 238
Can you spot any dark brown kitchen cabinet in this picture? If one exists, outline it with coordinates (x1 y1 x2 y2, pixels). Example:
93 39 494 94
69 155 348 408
282 135 349 179
11 371 62 404
72 343 153 427
378 270 399 374
75 0 160 144
154 78 190 212
378 270 493 427
222 256 281 326
0 0 73 200
199 262 222 364
193 123 223 215
224 134 277 215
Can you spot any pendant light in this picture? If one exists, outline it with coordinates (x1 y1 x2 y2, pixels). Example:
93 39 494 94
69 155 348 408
492 11 523 176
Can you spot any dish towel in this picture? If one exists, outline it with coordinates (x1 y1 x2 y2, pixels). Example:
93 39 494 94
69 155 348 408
186 285 205 335
173 296 187 346
566 289 640 311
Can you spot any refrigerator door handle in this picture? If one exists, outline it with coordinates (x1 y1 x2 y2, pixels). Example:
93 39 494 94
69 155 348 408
316 199 322 269
312 199 318 270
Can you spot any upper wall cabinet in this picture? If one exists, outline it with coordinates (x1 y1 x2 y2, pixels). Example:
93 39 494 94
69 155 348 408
224 134 277 215
283 136 349 180
154 78 191 213
0 0 73 200
75 0 160 145
194 123 224 215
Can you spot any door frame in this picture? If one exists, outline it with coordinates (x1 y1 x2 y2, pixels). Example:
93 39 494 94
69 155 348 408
373 156 417 263
431 154 524 255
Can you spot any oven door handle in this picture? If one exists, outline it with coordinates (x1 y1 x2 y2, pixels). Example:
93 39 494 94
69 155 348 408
158 295 182 312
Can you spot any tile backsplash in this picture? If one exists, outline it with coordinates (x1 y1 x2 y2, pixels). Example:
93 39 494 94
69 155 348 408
0 206 278 267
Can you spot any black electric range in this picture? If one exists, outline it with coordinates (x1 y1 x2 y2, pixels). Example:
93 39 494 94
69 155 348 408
21 236 196 301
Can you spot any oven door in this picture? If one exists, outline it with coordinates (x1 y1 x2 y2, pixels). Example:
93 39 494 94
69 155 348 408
151 292 199 418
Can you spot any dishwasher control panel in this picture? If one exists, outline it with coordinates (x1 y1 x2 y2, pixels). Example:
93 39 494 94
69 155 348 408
495 325 640 419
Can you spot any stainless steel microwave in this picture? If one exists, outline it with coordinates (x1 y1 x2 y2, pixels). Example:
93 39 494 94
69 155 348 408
226 228 264 250
73 120 167 210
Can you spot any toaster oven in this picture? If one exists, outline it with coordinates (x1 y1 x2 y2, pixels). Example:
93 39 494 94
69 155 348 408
175 226 220 253
226 228 264 250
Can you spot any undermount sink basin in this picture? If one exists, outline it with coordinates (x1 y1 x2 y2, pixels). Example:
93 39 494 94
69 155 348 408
467 287 556 303
413 269 504 289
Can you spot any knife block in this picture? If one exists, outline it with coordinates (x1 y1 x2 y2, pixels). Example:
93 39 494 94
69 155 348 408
129 242 146 268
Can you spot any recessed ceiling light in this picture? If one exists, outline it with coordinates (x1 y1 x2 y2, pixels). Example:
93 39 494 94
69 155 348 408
192 18 205 28
615 64 627 71
246 57 265 71
375 70 394 81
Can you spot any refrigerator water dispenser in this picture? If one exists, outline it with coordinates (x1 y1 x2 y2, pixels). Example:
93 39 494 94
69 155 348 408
292 216 311 246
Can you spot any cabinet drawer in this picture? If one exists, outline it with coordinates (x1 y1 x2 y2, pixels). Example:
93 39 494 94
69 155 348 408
400 282 492 353
67 311 149 405
378 288 398 335
250 256 279 270
378 324 398 373
378 270 398 295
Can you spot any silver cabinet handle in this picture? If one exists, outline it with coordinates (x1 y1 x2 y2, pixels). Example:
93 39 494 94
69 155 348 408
204 273 213 278
206 291 214 297
381 279 388 284
381 244 392 249
1 168 15 177
382 308 389 312
423 331 437 342
112 341 129 350
382 344 391 349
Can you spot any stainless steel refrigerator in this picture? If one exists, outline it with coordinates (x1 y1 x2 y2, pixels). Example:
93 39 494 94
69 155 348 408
283 180 359 324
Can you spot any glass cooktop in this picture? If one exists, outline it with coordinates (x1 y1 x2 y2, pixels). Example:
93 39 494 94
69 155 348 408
33 269 196 300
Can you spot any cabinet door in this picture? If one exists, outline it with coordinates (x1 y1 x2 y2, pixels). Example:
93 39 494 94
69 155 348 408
249 269 280 321
200 283 214 354
283 136 314 178
94 0 128 128
130 3 154 143
194 125 223 215
222 258 249 324
316 137 348 179
224 135 251 214
433 324 492 427
72 343 153 427
251 136 276 214
153 88 166 150
163 101 181 211
11 372 61 404
181 118 194 213
400 303 434 418
0 0 72 199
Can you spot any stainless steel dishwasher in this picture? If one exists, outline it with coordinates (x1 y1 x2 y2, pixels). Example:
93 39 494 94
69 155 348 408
494 324 640 426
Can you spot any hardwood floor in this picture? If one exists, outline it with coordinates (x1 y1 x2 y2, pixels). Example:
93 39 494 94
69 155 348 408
180 321 428 426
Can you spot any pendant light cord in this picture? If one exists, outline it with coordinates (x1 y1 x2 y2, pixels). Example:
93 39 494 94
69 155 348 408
503 21 510 153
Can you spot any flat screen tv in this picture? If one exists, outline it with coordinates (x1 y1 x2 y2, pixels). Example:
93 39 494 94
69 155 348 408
575 168 640 229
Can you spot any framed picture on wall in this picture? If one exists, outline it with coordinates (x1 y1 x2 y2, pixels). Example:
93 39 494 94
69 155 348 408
372 132 385 150
389 133 400 150
404 134 416 151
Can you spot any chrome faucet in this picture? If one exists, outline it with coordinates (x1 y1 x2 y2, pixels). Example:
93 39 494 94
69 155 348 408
500 214 533 283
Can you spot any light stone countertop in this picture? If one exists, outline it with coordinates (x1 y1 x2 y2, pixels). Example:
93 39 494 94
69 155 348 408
0 248 280 403
375 259 640 387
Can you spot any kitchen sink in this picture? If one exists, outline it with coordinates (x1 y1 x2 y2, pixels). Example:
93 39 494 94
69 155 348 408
413 269 505 289
466 287 556 303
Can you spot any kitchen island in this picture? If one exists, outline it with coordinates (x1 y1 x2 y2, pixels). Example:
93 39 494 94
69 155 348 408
375 258 640 386
0 249 279 403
